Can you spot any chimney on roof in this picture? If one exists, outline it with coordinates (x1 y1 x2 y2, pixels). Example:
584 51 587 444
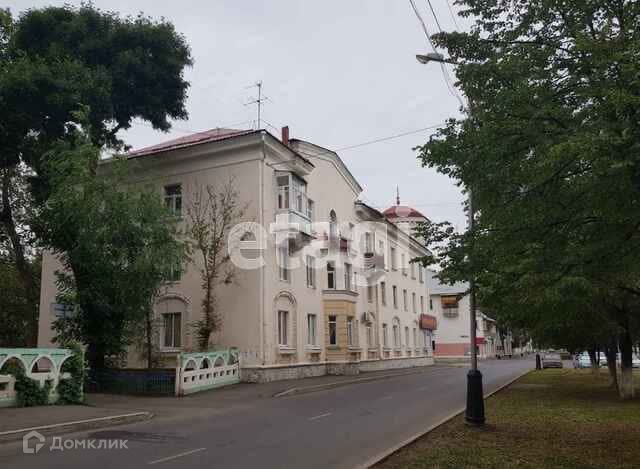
281 126 290 146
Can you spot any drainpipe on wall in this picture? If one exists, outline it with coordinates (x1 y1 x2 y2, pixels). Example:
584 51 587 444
259 132 266 366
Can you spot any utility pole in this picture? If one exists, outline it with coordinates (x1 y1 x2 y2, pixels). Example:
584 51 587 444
246 81 268 129
466 189 485 425
415 52 485 426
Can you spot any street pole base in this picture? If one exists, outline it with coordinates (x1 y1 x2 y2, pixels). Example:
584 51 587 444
465 369 485 426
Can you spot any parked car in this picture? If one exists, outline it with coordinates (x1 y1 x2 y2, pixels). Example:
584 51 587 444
633 356 640 368
573 353 591 369
559 350 571 360
542 353 563 369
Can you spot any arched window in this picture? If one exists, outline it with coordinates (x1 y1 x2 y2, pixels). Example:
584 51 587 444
392 317 401 348
329 210 337 239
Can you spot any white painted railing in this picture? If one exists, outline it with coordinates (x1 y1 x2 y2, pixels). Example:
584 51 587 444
175 349 240 396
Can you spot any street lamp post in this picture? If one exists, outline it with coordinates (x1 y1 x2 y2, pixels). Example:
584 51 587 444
416 52 485 426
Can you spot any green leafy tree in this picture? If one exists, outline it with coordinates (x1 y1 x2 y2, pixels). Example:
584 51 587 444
40 127 184 370
0 4 192 346
414 0 640 399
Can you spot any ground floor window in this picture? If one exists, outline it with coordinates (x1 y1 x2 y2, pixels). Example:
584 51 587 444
278 310 289 346
307 313 317 346
366 323 374 347
383 323 389 348
347 317 356 346
328 315 337 345
162 312 182 349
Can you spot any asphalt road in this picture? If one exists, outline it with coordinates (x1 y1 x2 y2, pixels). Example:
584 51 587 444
2 358 533 469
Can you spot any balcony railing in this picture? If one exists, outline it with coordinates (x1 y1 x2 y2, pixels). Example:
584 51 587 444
276 185 314 237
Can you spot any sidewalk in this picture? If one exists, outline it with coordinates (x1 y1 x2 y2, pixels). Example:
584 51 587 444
0 405 150 440
0 365 437 440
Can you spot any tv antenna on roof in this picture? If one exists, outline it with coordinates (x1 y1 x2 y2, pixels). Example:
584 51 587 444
245 81 270 130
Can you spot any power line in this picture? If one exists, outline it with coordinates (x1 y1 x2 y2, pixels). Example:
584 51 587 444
446 0 461 31
425 0 443 33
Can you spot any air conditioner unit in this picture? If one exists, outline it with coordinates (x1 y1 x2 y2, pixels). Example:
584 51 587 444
362 312 372 324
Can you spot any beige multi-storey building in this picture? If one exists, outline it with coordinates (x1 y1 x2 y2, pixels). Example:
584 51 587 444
38 127 438 382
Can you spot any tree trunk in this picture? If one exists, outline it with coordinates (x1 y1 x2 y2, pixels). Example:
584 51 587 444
86 342 106 371
0 169 39 346
619 330 635 400
146 312 153 369
605 339 618 392
587 346 599 372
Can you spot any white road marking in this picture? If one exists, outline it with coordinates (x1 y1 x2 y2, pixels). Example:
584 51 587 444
148 448 207 465
308 412 332 421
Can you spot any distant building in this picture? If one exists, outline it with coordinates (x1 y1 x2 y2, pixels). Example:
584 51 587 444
426 270 498 359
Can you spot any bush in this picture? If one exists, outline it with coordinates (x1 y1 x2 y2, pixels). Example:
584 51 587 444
56 343 85 404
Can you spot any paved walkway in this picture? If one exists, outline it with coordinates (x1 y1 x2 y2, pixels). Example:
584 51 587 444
0 405 143 434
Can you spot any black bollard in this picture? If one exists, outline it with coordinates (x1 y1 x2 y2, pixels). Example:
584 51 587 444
465 369 485 426
535 353 542 370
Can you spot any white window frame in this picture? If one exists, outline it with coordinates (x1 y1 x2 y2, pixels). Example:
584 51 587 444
392 286 398 309
382 323 389 348
162 312 182 349
306 255 316 288
403 289 408 312
164 184 182 217
380 281 386 305
327 261 336 289
344 263 352 291
328 315 338 346
278 310 289 346
307 313 317 346
347 317 355 347
412 292 417 313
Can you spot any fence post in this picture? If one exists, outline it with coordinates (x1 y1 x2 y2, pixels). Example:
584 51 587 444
175 352 182 397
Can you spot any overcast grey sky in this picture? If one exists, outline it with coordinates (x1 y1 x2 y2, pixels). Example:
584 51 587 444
7 0 469 230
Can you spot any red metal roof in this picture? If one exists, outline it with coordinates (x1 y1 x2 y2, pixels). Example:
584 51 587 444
127 128 256 158
382 205 427 219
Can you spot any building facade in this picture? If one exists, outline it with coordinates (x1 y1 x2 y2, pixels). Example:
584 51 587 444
426 270 498 360
38 127 438 382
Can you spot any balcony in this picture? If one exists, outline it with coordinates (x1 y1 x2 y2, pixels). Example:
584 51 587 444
275 185 314 240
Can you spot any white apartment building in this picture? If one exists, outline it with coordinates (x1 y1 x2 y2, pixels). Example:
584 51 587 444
426 270 498 359
38 127 439 382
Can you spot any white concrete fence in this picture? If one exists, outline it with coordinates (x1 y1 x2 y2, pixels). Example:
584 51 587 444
175 348 240 396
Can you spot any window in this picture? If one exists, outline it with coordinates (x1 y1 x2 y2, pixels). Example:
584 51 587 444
164 184 182 217
419 266 424 283
277 175 290 209
306 255 316 288
412 292 417 313
379 240 386 269
278 244 289 281
166 261 182 283
405 326 410 348
382 323 389 348
327 261 336 289
392 286 398 308
162 313 182 349
413 328 417 349
441 295 460 317
403 289 408 311
393 322 400 348
307 314 317 346
429 298 433 310
366 323 374 348
367 285 374 303
328 315 337 346
364 232 373 252
347 317 354 346
390 247 397 270
410 261 416 279
278 310 289 346
420 296 425 313
329 210 338 239
380 282 387 305
344 263 352 291
307 199 315 221
401 253 407 276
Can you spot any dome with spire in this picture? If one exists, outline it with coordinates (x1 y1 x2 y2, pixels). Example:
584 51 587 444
382 187 429 240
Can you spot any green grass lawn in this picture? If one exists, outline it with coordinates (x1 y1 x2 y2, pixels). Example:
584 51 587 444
376 369 640 469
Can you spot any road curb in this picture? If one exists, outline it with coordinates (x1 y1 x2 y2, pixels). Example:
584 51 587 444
355 367 533 469
0 411 153 443
273 368 432 398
